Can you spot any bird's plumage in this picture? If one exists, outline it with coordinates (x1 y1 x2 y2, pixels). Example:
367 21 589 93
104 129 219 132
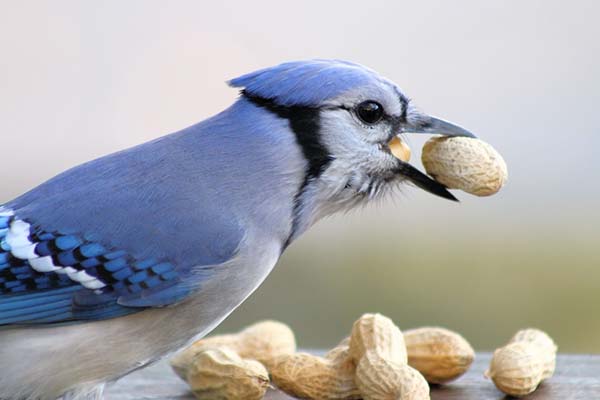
0 94 307 326
0 90 309 398
0 59 473 399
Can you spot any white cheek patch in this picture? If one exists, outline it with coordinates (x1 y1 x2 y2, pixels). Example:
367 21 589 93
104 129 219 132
2 212 107 291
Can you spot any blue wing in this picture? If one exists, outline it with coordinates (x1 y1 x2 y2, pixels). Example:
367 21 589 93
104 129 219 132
0 206 242 325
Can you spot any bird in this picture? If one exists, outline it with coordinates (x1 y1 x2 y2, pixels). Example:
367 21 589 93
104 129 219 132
0 59 476 400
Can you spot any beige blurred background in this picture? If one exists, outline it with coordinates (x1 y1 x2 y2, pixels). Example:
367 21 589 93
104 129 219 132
1 1 599 352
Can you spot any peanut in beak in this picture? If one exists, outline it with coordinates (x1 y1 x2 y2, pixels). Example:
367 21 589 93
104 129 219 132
388 137 411 162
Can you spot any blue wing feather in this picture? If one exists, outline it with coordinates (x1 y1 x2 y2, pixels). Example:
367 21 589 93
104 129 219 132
0 206 242 325
0 126 245 324
0 214 186 324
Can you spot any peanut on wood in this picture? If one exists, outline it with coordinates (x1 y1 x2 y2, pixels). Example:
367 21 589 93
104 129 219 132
404 327 475 384
349 313 407 364
356 350 430 400
185 347 269 400
485 328 557 397
270 351 361 400
171 320 296 379
349 314 430 400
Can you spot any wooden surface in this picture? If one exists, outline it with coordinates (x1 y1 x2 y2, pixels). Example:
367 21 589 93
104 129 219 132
107 353 599 399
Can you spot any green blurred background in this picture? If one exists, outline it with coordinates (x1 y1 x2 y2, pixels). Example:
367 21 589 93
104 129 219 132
1 1 599 352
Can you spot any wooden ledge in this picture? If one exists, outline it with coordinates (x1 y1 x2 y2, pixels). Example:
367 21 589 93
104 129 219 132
107 353 600 399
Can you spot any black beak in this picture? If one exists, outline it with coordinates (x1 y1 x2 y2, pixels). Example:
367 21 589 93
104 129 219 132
396 161 458 202
402 116 477 138
394 115 475 201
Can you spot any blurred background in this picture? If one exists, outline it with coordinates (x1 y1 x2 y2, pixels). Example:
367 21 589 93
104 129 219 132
1 1 599 352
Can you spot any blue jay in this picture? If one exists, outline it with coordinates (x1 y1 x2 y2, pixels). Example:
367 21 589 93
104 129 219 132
0 59 475 399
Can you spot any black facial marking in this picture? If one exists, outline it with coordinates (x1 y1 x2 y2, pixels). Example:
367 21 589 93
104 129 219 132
385 115 403 137
379 94 410 137
242 91 333 249
398 94 409 122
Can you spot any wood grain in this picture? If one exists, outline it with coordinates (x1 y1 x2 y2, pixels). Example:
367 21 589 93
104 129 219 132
107 353 600 399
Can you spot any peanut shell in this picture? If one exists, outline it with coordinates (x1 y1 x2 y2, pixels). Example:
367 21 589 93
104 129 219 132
389 137 411 162
421 136 507 196
349 313 407 364
171 320 295 379
186 348 269 400
270 352 361 400
404 327 475 384
324 337 351 363
486 328 557 397
355 350 430 400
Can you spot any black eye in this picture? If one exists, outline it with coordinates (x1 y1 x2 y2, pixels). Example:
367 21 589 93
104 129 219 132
356 101 384 124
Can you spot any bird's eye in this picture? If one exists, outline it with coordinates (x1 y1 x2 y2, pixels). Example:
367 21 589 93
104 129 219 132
356 101 384 124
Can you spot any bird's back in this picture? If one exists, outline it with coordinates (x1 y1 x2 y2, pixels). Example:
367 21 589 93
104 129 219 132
8 98 304 264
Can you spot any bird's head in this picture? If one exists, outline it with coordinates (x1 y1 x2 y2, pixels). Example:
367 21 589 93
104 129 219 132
230 60 476 227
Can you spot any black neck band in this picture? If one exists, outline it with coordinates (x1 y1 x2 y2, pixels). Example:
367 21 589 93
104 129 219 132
243 91 333 249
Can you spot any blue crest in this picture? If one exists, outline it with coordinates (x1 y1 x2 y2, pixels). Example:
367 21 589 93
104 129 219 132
228 59 387 107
